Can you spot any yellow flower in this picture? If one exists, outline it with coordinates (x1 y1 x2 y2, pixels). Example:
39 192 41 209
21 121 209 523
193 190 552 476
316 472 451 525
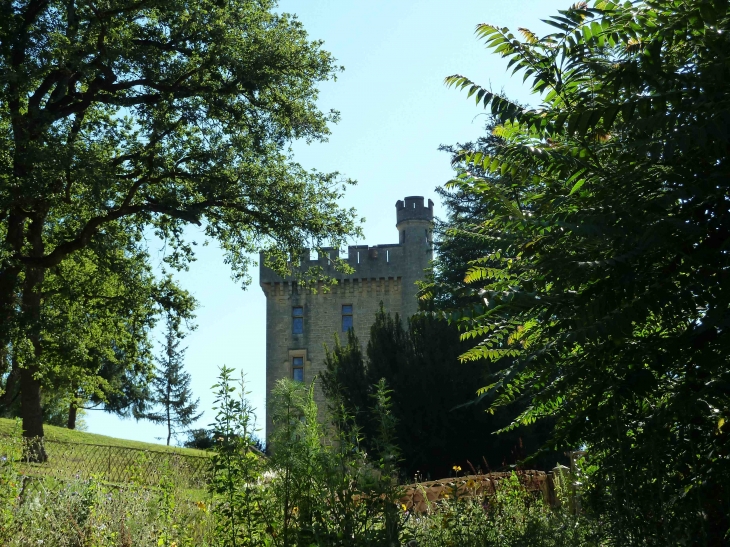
195 501 207 513
452 465 462 472
401 503 408 512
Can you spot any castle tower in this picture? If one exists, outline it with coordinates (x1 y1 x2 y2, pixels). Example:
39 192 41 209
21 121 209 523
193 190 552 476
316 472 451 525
396 196 434 318
259 196 434 438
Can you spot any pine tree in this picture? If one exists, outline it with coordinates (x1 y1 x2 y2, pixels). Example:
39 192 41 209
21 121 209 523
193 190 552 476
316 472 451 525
143 319 202 446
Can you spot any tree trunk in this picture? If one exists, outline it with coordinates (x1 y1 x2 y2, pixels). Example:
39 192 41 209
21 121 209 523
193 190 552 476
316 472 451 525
19 216 47 462
68 398 78 430
0 266 21 349
20 365 46 460
166 386 172 446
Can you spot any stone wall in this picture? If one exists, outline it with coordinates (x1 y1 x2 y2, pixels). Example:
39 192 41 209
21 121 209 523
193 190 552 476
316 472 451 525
262 278 404 434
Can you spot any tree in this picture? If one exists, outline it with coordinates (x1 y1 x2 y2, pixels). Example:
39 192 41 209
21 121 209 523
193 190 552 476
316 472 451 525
322 306 558 479
0 0 359 453
0 246 196 431
439 1 730 543
429 118 518 308
141 318 201 446
321 328 369 435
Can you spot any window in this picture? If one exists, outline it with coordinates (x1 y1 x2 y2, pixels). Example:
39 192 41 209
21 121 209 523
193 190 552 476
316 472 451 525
292 356 304 382
342 304 353 332
292 306 303 334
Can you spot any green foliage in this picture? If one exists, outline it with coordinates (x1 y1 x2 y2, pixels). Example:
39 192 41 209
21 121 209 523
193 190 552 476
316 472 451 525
323 305 559 478
0 0 359 440
206 367 410 547
209 366 267 547
0 373 607 545
5 476 213 546
321 328 368 436
0 420 22 543
405 472 604 547
436 0 730 544
0 446 213 547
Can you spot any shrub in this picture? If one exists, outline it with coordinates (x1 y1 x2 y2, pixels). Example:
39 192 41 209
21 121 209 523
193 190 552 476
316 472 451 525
404 472 605 547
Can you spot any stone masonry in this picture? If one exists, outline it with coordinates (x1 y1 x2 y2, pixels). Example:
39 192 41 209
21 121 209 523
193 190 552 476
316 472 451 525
259 196 434 438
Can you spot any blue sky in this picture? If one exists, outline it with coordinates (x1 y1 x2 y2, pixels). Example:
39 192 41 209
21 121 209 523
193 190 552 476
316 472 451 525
84 0 571 444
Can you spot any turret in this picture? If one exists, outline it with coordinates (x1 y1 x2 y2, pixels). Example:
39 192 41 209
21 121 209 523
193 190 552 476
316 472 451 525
395 196 434 318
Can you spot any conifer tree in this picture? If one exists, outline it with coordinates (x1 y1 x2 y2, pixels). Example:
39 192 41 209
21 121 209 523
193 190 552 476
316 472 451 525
143 318 202 446
321 306 558 478
321 329 369 433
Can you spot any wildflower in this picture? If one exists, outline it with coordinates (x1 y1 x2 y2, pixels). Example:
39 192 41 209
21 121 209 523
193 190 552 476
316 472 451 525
401 503 408 512
195 500 207 513
452 465 461 473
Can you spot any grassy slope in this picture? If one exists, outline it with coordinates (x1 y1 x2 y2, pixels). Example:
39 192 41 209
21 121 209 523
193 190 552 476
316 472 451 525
0 417 207 457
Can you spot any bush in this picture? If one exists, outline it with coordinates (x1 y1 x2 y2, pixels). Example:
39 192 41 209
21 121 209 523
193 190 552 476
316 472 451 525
404 472 605 547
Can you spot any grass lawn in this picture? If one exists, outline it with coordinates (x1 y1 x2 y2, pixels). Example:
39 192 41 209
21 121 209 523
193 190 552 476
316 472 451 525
0 418 211 494
0 417 207 457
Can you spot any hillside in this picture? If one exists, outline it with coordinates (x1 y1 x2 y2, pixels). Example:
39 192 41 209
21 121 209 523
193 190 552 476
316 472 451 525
0 417 207 457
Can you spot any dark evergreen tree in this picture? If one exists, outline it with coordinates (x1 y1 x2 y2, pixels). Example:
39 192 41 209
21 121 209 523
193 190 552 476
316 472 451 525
321 329 369 436
142 318 202 445
321 306 559 479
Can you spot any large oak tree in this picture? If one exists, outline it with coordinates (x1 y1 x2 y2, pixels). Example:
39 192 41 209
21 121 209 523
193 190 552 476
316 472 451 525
0 0 358 456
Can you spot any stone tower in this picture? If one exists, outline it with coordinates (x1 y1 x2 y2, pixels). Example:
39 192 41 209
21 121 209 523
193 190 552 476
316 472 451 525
259 196 434 437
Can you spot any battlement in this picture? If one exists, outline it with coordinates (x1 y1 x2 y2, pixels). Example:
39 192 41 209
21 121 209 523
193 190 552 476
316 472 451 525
396 196 434 226
260 196 434 285
259 243 405 285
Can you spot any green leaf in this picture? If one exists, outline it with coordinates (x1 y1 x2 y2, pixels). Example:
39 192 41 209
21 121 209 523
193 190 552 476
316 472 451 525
568 178 586 195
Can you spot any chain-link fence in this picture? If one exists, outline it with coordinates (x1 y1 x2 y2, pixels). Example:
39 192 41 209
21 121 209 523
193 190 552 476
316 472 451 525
17 439 211 491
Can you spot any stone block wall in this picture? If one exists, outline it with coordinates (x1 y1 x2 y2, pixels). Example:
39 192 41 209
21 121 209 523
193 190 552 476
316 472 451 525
262 278 403 436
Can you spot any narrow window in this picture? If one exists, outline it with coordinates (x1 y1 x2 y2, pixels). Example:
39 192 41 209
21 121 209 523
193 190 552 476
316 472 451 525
292 356 304 382
292 306 303 334
342 304 353 332
357 251 360 264
386 249 390 262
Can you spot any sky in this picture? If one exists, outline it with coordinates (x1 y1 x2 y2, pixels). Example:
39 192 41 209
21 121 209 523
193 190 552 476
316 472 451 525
83 0 571 444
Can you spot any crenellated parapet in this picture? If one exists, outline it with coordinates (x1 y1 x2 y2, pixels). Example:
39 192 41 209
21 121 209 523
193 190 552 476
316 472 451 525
396 196 434 226
259 243 404 285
